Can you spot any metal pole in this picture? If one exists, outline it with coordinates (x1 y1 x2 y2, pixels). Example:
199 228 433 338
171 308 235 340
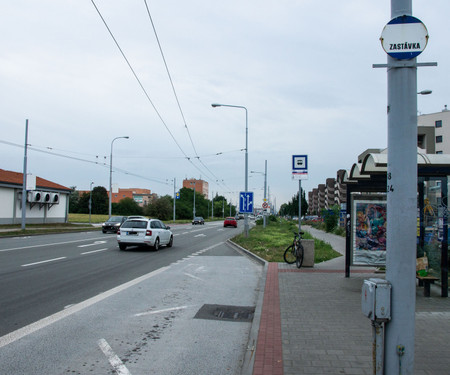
298 180 302 235
193 181 196 219
211 103 248 236
385 1 416 373
109 141 113 219
173 178 176 223
211 191 214 218
21 119 29 230
244 107 249 237
263 160 267 228
109 136 129 219
89 181 94 225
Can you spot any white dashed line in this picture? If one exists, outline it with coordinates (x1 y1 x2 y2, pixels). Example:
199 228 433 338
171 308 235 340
134 305 189 317
81 248 109 255
21 257 66 267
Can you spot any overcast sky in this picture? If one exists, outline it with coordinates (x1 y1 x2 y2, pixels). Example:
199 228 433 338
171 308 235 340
1 1 449 209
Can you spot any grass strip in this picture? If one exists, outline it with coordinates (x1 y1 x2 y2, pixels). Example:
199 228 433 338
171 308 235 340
232 219 341 264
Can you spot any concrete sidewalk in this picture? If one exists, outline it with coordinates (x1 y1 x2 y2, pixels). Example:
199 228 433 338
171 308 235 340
243 227 450 375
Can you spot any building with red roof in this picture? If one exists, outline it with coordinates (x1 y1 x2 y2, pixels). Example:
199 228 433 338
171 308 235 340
0 168 71 224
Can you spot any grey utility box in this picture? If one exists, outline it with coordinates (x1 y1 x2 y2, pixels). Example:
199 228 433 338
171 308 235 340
361 278 391 322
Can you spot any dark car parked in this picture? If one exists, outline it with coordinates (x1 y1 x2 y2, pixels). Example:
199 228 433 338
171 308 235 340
102 216 127 233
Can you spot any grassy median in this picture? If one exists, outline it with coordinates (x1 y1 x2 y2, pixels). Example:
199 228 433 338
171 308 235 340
232 219 341 264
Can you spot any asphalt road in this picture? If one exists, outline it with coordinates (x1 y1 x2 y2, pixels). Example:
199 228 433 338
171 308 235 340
0 220 263 374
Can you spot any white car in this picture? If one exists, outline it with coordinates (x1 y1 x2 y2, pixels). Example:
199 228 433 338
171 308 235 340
117 218 173 251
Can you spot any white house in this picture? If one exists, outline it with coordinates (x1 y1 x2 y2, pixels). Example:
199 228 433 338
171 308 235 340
0 168 71 224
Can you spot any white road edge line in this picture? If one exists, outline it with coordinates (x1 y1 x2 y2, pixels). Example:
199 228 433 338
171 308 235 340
98 338 132 375
134 305 188 317
0 266 169 349
21 257 66 267
81 248 109 255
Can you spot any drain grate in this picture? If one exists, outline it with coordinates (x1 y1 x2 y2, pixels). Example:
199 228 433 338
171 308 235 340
194 304 255 322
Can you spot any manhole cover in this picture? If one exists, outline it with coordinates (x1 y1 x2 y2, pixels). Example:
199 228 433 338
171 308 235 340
194 304 255 322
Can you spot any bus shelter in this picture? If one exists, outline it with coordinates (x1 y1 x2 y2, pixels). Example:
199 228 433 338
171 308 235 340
344 150 449 297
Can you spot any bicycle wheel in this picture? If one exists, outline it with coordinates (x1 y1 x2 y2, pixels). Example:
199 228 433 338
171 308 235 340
296 242 304 268
283 245 296 264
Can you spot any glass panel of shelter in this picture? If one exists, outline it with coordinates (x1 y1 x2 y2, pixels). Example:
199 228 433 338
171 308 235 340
419 178 445 279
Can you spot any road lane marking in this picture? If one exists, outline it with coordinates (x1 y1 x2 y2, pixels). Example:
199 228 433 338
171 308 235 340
21 257 66 267
98 339 132 375
194 234 206 237
81 248 109 255
184 272 204 281
78 240 107 248
0 236 110 252
134 305 188 317
0 266 169 349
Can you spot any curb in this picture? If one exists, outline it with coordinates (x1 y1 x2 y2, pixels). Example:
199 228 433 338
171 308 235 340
227 240 267 375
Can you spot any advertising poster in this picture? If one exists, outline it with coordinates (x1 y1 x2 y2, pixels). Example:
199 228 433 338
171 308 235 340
352 198 387 266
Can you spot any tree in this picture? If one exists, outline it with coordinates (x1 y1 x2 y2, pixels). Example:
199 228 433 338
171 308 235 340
77 186 108 214
68 187 80 213
321 205 340 232
144 195 173 221
92 186 109 214
175 187 210 219
279 190 308 218
115 197 143 216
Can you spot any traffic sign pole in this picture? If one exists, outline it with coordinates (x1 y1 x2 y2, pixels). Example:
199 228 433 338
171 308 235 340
298 180 302 235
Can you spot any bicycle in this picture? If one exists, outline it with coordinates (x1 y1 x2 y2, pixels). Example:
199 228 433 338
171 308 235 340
283 231 304 268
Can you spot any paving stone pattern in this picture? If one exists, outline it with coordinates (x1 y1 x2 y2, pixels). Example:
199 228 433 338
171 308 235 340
251 227 450 375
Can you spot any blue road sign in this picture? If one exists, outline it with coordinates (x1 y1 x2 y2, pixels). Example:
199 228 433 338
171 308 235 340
239 191 254 214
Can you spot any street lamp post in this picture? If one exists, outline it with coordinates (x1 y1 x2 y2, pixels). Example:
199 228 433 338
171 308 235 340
251 159 268 228
212 103 249 237
89 181 94 225
109 136 129 218
190 180 196 219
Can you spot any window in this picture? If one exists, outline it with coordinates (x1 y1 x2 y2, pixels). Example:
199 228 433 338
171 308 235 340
436 151 443 154
435 120 442 128
436 135 443 143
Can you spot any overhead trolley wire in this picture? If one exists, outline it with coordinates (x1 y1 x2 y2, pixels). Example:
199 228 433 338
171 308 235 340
142 0 233 193
90 0 188 160
90 0 224 187
0 139 169 185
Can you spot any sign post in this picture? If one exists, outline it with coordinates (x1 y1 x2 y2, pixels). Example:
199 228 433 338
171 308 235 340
292 155 308 234
371 4 436 374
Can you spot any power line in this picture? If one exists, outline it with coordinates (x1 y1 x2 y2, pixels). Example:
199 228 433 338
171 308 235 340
142 0 232 191
90 0 188 160
0 140 169 185
143 0 199 157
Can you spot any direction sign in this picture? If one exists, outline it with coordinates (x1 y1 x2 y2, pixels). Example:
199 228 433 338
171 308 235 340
239 192 254 214
380 15 428 60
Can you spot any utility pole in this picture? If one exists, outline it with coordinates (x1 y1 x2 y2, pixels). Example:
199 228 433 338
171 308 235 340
384 1 416 370
21 119 29 230
263 160 267 228
373 1 435 373
173 178 176 223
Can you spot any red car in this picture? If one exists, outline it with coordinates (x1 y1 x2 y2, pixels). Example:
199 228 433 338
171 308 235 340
224 217 237 228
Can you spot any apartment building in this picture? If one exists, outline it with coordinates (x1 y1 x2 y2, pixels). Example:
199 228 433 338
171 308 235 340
182 178 209 198
418 105 450 154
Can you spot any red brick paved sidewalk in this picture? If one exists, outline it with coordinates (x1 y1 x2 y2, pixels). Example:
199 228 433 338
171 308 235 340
253 263 283 375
